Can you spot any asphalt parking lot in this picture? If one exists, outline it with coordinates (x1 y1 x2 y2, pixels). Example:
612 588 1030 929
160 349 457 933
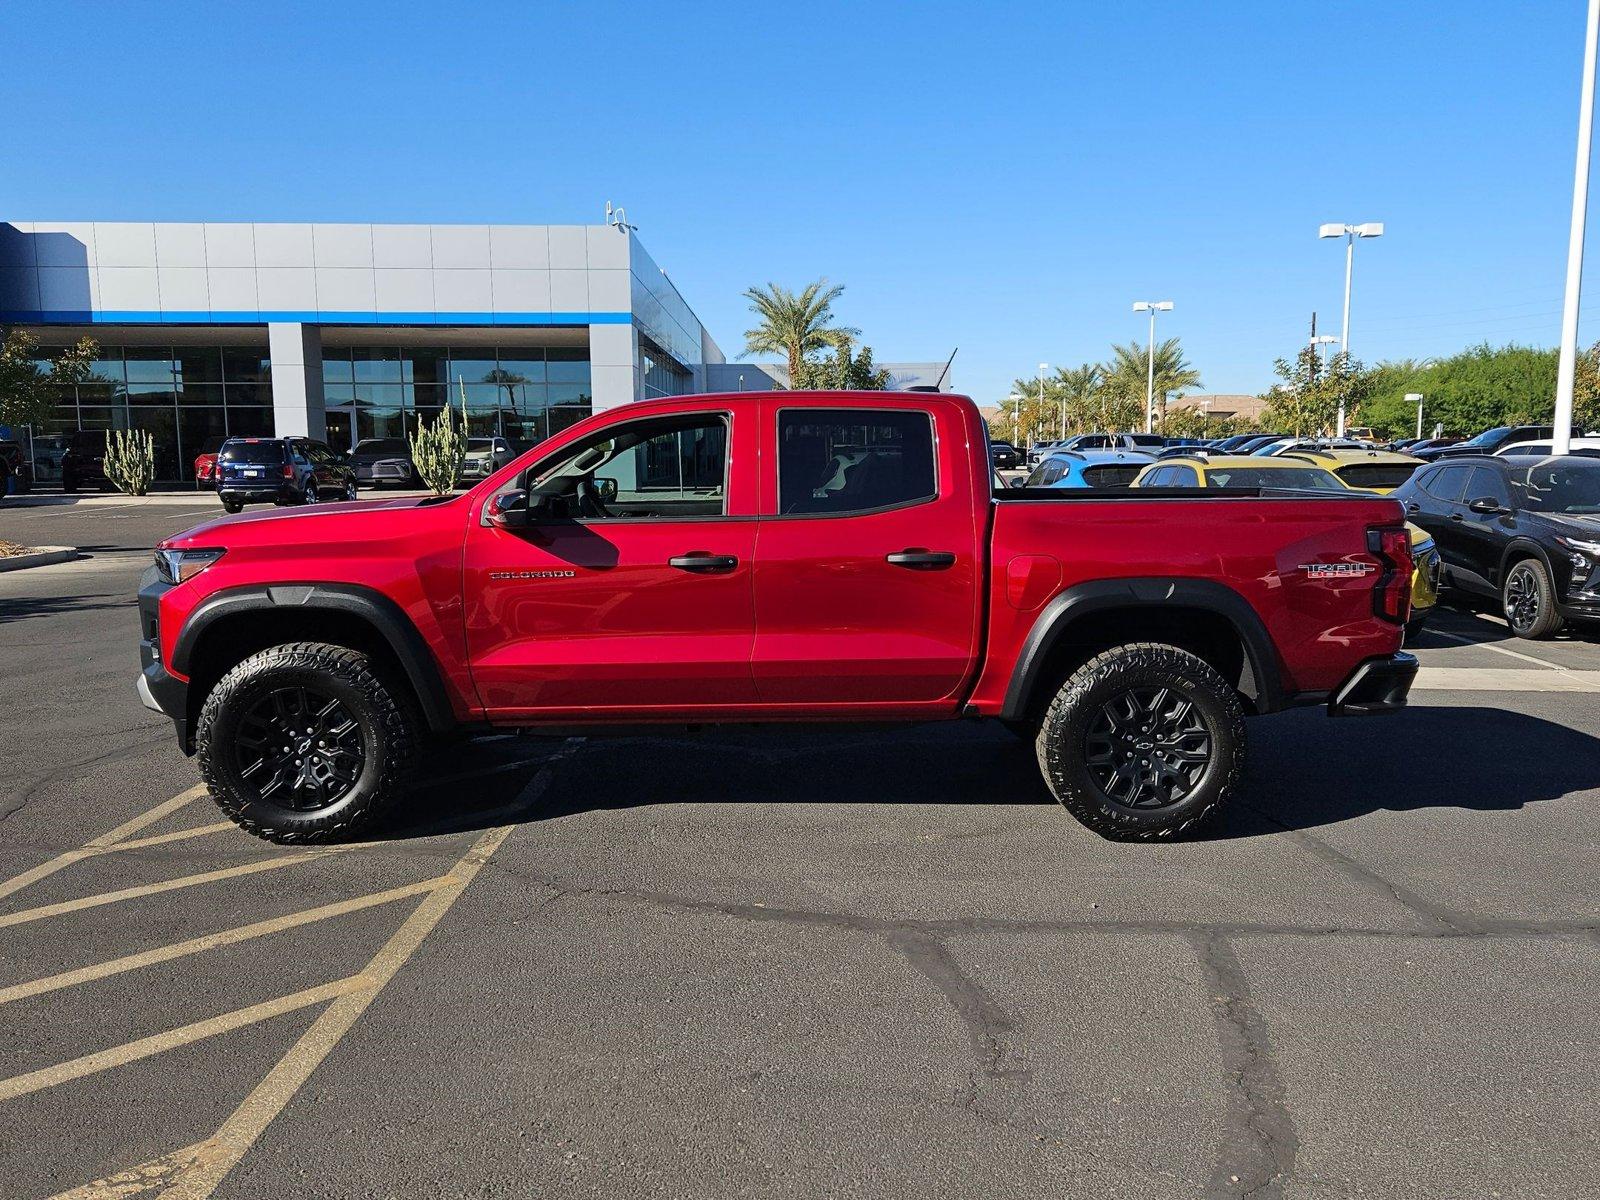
1 496 1597 1199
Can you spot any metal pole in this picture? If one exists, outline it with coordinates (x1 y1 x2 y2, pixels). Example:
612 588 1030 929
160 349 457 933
1556 0 1600 455
1338 231 1354 437
1144 308 1157 435
1408 392 1424 440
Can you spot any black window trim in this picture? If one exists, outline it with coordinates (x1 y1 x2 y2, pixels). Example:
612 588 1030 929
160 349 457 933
771 405 941 521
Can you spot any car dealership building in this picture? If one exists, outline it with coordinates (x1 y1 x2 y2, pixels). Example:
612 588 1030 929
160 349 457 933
0 220 946 481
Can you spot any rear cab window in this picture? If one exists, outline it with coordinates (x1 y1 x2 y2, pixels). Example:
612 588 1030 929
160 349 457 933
776 409 937 516
219 441 285 465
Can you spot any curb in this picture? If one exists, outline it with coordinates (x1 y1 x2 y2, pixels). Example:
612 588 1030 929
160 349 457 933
0 546 79 572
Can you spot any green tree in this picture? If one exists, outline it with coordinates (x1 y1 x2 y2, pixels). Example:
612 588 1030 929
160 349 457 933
1360 343 1558 438
0 330 97 428
742 280 859 386
1261 348 1373 437
1055 363 1104 434
792 337 892 390
1102 338 1203 429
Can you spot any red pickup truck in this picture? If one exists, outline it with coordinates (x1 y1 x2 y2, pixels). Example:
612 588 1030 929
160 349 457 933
138 391 1416 843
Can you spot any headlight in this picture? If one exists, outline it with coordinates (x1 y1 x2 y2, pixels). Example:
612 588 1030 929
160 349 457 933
154 547 226 584
1556 536 1600 557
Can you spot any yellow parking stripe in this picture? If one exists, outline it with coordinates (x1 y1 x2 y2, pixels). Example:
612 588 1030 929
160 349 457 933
0 876 451 1007
0 975 372 1104
0 846 356 930
0 786 208 903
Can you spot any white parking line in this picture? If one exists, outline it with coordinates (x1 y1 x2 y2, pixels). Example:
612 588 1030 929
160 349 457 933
1428 627 1570 670
1413 666 1600 692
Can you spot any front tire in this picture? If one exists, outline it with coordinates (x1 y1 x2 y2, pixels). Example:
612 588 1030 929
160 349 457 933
1503 558 1563 640
196 642 419 843
1035 643 1245 841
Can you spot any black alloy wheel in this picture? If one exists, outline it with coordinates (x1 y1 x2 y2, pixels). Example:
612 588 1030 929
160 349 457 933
1503 558 1563 639
1083 686 1211 810
232 686 365 811
304 483 319 505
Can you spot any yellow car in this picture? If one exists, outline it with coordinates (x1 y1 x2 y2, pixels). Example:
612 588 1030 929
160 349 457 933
1131 454 1440 636
1269 446 1424 494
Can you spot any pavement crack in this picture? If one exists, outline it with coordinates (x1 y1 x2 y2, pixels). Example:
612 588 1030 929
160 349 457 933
1188 930 1298 1200
883 928 1033 1126
0 733 170 827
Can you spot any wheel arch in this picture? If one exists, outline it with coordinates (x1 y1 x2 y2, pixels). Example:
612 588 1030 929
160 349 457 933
1497 538 1557 589
999 578 1286 722
173 584 457 737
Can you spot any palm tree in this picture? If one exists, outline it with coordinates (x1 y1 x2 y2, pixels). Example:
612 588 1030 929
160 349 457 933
1054 363 1103 434
742 280 860 385
1102 338 1202 429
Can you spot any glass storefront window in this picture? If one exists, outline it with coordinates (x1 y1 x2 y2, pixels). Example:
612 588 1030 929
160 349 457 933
76 407 132 432
175 347 224 387
223 383 271 406
547 382 592 407
494 356 546 383
178 408 229 470
355 406 409 443
124 348 177 384
226 408 274 438
178 383 225 406
352 347 403 382
353 382 406 406
446 356 497 385
322 350 355 382
404 348 448 385
223 347 271 383
87 351 125 384
546 351 590 384
127 382 180 407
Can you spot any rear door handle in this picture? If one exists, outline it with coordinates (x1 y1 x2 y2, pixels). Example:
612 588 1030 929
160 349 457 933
1405 502 1420 514
1449 512 1463 522
669 552 738 573
885 549 957 569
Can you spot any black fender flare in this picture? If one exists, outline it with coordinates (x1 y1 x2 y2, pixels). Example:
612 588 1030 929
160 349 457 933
999 577 1286 720
171 583 457 734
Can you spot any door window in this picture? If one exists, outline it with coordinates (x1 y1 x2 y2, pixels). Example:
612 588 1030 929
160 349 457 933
1467 466 1512 509
526 413 728 519
777 409 936 516
1424 464 1472 503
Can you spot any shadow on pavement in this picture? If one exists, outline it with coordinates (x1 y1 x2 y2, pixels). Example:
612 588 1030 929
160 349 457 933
374 702 1600 844
0 592 133 624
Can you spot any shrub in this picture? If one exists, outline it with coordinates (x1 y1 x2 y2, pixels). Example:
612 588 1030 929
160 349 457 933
409 382 468 496
104 429 156 496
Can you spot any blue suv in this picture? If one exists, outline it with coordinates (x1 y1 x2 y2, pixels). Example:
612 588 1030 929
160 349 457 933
216 437 358 513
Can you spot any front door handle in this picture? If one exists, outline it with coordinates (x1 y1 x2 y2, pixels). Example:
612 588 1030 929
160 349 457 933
1449 512 1463 522
886 549 957 569
669 552 738 573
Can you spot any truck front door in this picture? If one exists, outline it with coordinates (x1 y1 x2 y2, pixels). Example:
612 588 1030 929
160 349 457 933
750 401 983 711
463 407 759 717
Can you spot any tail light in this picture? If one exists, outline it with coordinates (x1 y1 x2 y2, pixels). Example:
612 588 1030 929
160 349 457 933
1367 525 1412 625
282 463 294 479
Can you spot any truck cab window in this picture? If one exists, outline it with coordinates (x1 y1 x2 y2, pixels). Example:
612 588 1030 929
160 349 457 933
777 409 937 516
525 414 728 520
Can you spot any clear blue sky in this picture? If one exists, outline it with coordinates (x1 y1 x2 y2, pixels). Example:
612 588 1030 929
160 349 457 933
7 0 1598 403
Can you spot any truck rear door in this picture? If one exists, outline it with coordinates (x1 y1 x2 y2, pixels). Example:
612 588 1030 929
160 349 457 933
750 398 984 711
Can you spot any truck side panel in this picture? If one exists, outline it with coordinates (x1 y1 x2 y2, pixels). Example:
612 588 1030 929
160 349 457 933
967 494 1408 713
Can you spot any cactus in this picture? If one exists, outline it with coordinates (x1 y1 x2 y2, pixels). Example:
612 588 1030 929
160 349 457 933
408 379 469 496
104 429 156 496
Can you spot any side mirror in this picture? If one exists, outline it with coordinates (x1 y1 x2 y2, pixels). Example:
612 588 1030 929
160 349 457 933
486 490 532 529
592 476 619 503
1467 496 1505 515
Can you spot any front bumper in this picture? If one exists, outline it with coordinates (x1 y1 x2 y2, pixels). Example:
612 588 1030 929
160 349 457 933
1328 651 1418 717
357 462 412 484
137 569 192 752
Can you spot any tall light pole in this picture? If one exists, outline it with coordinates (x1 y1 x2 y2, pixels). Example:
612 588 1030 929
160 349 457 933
1318 221 1384 435
1008 393 1022 448
1407 392 1425 440
1556 0 1600 455
1132 301 1173 434
1310 333 1340 376
1039 363 1055 438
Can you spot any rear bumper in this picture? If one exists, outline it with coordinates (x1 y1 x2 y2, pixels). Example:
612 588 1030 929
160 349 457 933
1328 652 1418 717
218 485 289 503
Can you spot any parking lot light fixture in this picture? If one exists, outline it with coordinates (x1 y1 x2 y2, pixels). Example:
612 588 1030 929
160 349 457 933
1132 301 1173 434
1320 221 1384 435
1406 393 1425 440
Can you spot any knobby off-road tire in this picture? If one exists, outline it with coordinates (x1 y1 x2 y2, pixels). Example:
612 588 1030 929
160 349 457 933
1035 643 1245 841
1503 557 1564 640
196 642 419 843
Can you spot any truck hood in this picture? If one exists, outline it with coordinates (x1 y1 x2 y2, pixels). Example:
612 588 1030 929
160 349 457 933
165 494 462 547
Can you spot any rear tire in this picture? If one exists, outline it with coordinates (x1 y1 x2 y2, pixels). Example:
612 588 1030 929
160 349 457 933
1503 557 1563 640
1035 643 1245 841
196 642 419 843
221 499 243 514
